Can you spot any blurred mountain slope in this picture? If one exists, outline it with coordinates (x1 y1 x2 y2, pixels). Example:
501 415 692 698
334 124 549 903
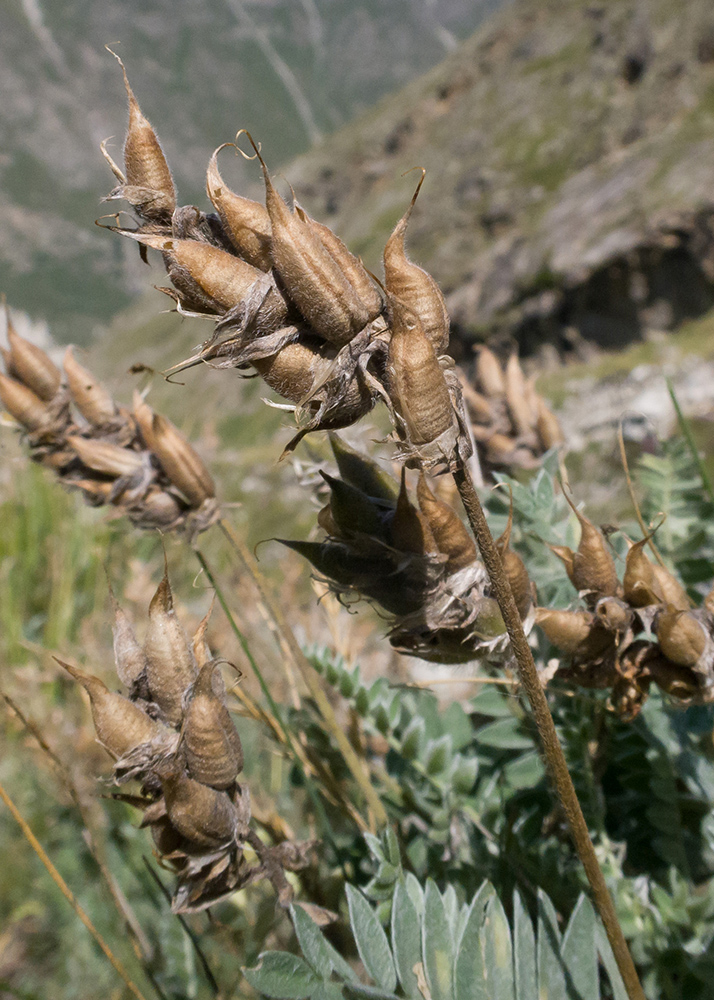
0 0 504 340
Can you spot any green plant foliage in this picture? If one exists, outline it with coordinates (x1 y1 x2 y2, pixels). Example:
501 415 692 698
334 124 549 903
244 832 627 1000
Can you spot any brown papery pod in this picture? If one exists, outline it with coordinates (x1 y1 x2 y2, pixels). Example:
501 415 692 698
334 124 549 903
656 607 707 667
66 435 145 478
248 133 370 346
206 144 273 271
0 372 51 431
535 396 564 450
71 479 115 504
474 346 505 397
106 49 176 220
387 295 455 450
594 596 633 634
495 493 532 618
144 571 198 726
459 377 494 425
651 564 690 612
623 537 662 608
121 232 269 316
252 339 333 403
58 659 163 758
706 582 714 616
63 347 117 426
133 393 215 507
5 316 61 401
329 434 400 503
383 171 449 354
390 468 438 555
563 491 620 599
181 662 243 788
534 608 612 658
416 473 477 571
504 353 534 438
295 204 383 322
160 769 237 848
110 589 148 690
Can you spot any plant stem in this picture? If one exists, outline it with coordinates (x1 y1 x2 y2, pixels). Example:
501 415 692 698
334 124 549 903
0 777 150 1000
218 518 388 828
667 378 714 505
452 463 645 1000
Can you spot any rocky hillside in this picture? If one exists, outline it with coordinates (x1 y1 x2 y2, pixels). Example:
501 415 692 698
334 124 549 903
280 0 714 359
0 0 502 341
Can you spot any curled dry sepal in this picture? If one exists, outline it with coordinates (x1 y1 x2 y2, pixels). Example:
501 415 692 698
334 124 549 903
58 570 314 913
461 346 564 473
0 309 218 536
280 435 534 664
535 491 714 718
99 54 472 471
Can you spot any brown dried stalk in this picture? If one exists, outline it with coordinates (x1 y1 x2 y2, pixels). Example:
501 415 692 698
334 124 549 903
452 463 645 1000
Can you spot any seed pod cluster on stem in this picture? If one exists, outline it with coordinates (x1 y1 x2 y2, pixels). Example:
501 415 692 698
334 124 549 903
99 56 471 468
61 569 313 913
458 345 564 475
280 435 534 664
0 310 219 536
536 492 714 718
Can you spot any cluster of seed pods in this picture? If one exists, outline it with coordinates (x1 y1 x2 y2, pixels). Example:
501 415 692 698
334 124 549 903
61 571 310 913
0 310 218 535
534 493 714 718
460 346 564 473
100 53 471 470
282 435 533 663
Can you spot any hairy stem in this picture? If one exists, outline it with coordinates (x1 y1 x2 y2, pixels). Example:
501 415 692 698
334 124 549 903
452 464 645 1000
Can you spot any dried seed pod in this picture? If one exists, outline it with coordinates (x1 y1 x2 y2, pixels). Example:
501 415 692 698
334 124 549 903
181 662 243 789
160 769 237 848
121 233 271 317
295 203 383 322
623 537 661 608
387 295 456 454
472 598 507 638
594 596 633 634
59 659 163 758
390 469 438 555
504 353 534 437
144 571 198 725
106 49 176 221
383 172 449 353
329 434 400 502
563 491 620 599
280 538 395 589
651 564 690 613
136 488 186 528
495 493 532 618
320 471 389 539
206 144 273 270
0 372 51 431
648 655 703 700
535 396 564 450
63 347 117 426
66 435 146 478
252 339 334 403
474 345 505 397
110 588 148 690
5 318 61 401
71 478 116 504
416 473 477 571
459 378 494 425
534 608 611 657
133 393 215 507
706 582 714 616
250 134 371 345
655 607 707 667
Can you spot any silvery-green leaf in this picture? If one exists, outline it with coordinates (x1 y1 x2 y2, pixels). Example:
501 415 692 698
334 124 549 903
243 952 321 999
391 881 421 998
562 896 597 1000
537 890 566 1000
513 891 536 1000
423 879 454 1000
291 905 357 983
482 895 514 1000
346 885 397 993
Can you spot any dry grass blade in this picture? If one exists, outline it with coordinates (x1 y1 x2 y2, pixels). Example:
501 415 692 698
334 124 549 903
617 420 667 568
0 777 150 1000
218 518 388 828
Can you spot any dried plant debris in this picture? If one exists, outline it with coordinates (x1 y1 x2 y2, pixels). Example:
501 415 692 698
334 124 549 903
0 313 219 535
281 435 533 664
536 493 714 718
458 346 564 474
60 571 314 913
100 56 472 471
